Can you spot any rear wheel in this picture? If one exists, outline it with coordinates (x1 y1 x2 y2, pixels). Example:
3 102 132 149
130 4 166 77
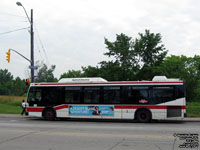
44 109 55 121
136 109 151 123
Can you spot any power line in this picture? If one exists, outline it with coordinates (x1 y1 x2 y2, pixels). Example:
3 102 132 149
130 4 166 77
34 23 50 66
0 27 29 35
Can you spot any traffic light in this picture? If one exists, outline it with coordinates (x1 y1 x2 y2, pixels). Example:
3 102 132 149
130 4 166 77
6 50 11 63
26 78 30 86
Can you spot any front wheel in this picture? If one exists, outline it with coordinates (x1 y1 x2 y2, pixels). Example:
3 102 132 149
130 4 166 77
44 109 55 121
136 109 151 123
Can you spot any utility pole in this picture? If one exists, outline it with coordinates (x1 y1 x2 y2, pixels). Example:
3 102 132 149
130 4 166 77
30 9 34 83
16 2 34 82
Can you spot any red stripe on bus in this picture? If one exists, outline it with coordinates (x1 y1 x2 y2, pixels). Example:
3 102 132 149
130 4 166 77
27 107 44 112
114 105 186 109
54 104 69 110
114 105 167 109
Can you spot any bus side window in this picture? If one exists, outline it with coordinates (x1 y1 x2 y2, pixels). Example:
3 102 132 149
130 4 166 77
175 85 184 99
65 87 81 104
123 86 149 104
152 87 174 104
42 87 62 105
103 86 120 104
83 87 100 104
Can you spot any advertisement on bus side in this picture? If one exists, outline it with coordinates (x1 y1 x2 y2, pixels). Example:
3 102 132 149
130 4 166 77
69 105 114 116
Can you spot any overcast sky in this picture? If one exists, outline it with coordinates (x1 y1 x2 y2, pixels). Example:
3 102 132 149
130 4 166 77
1 0 200 79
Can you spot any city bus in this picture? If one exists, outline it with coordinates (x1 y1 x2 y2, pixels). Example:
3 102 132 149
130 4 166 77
26 76 186 122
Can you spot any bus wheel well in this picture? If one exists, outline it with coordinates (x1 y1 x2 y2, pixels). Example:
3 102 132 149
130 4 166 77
42 107 56 121
135 108 152 123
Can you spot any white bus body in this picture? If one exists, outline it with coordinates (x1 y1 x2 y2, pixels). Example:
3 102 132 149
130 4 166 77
26 76 186 122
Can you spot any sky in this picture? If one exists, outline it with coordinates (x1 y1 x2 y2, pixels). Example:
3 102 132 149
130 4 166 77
1 0 200 79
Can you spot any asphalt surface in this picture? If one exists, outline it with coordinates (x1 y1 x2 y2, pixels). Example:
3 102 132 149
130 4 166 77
1 114 200 121
0 114 199 150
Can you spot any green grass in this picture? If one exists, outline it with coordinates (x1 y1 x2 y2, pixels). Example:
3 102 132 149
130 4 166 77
0 103 22 114
186 101 200 117
0 95 26 114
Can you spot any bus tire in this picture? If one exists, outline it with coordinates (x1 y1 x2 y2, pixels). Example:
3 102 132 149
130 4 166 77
136 109 152 123
43 108 55 121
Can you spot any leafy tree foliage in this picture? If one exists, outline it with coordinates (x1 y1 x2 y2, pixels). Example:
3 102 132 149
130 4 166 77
104 33 138 70
82 66 100 78
35 63 57 82
0 69 14 95
99 30 167 81
134 30 168 67
0 69 27 96
60 70 84 79
134 30 168 80
13 77 27 96
102 33 139 80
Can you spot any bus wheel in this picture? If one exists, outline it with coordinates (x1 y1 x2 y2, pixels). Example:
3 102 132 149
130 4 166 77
44 109 55 121
136 109 151 123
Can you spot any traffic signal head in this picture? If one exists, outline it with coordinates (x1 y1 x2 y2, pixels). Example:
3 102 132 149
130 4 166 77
26 78 30 86
6 50 11 63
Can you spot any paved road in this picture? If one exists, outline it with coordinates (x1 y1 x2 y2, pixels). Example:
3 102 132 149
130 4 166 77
0 116 199 150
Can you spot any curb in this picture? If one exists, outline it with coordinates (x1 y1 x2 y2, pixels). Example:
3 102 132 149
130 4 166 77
182 117 200 121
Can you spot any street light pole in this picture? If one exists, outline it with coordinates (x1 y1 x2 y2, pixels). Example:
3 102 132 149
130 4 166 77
30 9 34 83
16 2 34 82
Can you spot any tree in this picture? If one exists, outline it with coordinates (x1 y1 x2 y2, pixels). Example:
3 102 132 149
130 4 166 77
82 66 100 78
103 33 139 80
104 33 138 69
102 30 168 81
131 30 167 80
60 70 84 79
35 62 57 82
0 69 27 96
134 29 168 67
0 69 13 83
98 61 126 81
13 77 27 96
0 69 14 95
